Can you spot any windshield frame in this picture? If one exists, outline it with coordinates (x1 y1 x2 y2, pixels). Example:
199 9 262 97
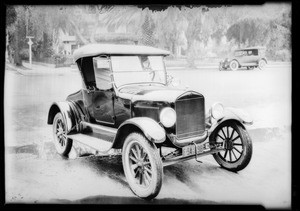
109 55 168 89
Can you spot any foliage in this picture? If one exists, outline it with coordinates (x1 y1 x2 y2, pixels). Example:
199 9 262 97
6 3 291 68
226 18 270 47
6 6 17 27
19 48 29 60
53 53 67 63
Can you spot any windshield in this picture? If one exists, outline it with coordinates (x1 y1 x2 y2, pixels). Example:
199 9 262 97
234 50 246 57
111 56 166 88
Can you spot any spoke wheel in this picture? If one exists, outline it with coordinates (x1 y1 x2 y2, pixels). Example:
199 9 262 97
122 132 162 200
52 112 72 156
209 121 252 172
229 60 239 71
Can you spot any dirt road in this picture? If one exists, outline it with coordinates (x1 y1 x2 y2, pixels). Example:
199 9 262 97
4 64 291 208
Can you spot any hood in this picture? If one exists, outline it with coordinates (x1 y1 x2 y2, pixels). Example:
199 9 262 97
117 84 194 103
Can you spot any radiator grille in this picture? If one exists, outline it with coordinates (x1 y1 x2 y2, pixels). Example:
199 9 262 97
175 95 205 140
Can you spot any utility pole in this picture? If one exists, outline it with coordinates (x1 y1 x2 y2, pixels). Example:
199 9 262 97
26 36 34 68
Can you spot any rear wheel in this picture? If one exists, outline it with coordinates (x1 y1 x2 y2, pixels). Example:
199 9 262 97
258 59 267 70
229 60 239 71
52 112 73 156
209 121 252 172
122 132 163 200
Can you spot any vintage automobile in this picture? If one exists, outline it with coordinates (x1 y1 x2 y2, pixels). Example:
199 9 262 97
47 44 253 200
219 46 267 71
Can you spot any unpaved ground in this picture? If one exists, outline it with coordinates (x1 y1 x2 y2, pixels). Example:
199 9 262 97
4 64 291 208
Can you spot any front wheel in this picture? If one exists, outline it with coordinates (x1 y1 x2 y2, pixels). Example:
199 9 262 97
209 121 252 172
219 63 223 71
122 132 163 200
229 60 239 71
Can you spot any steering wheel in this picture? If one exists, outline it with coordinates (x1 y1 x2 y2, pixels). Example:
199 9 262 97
148 69 155 81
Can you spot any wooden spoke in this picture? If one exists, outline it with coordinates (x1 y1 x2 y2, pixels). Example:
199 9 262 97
229 128 235 140
221 128 227 139
131 148 139 160
217 134 225 140
227 126 230 138
231 149 238 160
224 150 228 160
231 135 240 142
233 147 242 154
144 166 152 175
135 145 141 159
129 155 138 163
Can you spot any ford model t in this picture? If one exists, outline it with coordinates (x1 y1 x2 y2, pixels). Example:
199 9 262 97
47 44 253 199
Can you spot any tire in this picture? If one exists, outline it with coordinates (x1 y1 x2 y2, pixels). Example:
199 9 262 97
209 121 252 172
52 112 73 157
122 132 163 200
229 60 239 71
258 59 267 70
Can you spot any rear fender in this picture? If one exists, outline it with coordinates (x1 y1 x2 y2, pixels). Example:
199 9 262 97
112 117 166 149
47 101 77 134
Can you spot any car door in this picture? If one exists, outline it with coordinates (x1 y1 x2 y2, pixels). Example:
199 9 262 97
92 56 115 125
238 50 249 65
246 49 257 64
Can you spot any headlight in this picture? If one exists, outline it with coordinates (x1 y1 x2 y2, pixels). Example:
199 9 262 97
211 102 225 120
159 107 176 128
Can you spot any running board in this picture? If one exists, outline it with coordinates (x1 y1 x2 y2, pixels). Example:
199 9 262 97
67 133 113 153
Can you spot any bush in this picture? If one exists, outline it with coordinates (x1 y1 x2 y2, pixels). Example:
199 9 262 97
275 49 291 61
53 53 67 64
19 48 29 61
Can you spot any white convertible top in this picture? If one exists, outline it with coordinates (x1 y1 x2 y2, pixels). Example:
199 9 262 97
73 43 170 61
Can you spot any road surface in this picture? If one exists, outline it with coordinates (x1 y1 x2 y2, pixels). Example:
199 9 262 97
4 64 291 208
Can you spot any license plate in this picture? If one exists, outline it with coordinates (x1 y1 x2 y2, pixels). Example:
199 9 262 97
182 142 210 157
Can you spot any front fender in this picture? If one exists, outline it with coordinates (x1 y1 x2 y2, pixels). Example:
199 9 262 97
117 117 166 144
47 101 76 134
208 107 253 134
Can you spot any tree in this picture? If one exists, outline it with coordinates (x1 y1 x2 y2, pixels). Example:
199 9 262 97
226 18 270 48
153 6 188 56
101 6 158 46
6 6 17 62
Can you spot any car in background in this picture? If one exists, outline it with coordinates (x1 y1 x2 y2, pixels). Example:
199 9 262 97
219 46 267 71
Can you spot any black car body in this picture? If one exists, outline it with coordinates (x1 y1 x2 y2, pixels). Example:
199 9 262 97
48 44 253 199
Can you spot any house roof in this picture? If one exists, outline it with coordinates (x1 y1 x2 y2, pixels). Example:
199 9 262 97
73 43 170 61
